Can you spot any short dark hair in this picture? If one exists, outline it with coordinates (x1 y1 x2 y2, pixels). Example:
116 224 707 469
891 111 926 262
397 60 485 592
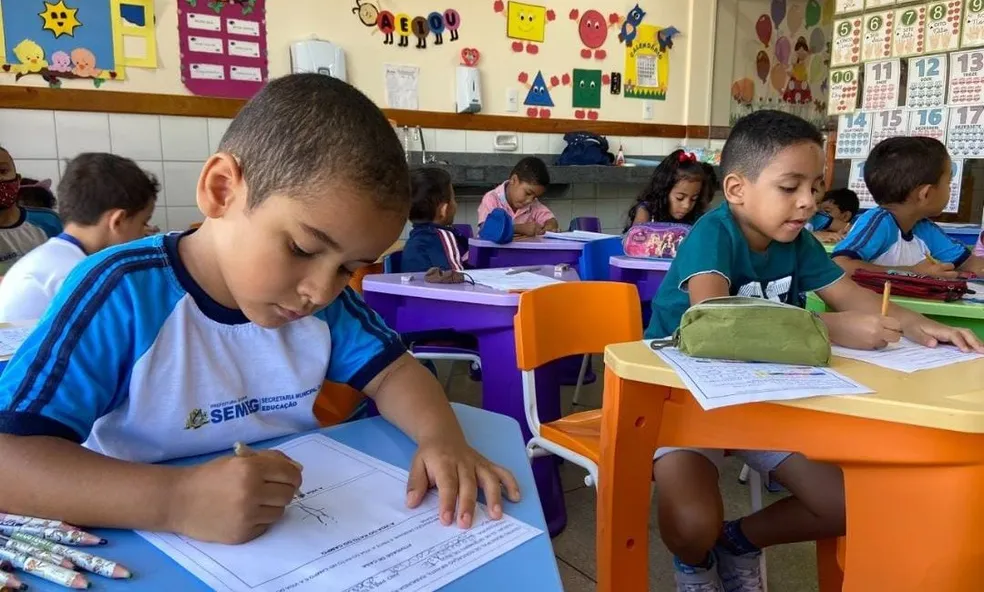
863 136 949 205
57 153 159 226
721 110 824 180
18 178 56 209
219 73 409 214
510 156 550 187
822 188 860 219
409 167 453 223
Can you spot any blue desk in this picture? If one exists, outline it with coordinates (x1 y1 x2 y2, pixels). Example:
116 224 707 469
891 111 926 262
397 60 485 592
938 223 982 248
23 404 562 592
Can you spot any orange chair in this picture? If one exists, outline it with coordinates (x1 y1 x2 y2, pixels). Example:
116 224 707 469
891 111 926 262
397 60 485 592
312 381 368 427
514 282 643 487
348 262 383 296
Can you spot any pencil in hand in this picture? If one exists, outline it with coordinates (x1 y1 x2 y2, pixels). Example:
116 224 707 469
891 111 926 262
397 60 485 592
881 280 892 317
233 442 305 498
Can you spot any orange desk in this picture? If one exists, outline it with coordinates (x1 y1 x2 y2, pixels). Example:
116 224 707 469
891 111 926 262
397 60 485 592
598 341 984 592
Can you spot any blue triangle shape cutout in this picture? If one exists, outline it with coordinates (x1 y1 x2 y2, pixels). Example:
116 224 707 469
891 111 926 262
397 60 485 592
523 71 555 108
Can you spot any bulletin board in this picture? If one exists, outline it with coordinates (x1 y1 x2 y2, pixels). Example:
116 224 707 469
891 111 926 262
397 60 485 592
828 0 984 214
0 0 157 87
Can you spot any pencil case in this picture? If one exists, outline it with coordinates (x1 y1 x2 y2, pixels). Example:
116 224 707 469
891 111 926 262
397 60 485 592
655 296 831 366
622 222 691 259
852 269 973 302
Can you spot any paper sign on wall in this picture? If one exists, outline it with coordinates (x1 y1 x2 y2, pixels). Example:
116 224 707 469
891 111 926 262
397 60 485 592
836 112 873 159
949 48 984 104
925 1 962 53
862 10 894 61
893 4 926 57
828 67 860 114
946 105 984 157
908 107 950 143
962 0 984 47
383 64 419 109
870 108 910 147
848 160 875 208
862 59 901 109
836 0 865 13
906 53 948 107
832 17 863 67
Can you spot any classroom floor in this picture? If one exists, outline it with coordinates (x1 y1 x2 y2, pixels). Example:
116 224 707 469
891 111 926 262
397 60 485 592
437 357 819 592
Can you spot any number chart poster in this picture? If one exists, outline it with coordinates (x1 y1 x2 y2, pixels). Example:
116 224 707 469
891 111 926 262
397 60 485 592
177 0 267 99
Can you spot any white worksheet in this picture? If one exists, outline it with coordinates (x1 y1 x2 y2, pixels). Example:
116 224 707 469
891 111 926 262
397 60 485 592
832 338 984 372
139 435 540 592
651 344 872 410
543 231 616 242
465 269 563 291
0 325 35 359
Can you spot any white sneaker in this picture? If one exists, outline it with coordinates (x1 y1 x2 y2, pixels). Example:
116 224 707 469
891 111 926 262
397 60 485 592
715 544 765 592
674 554 725 592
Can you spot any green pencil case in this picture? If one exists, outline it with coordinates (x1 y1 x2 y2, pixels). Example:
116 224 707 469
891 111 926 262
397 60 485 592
659 296 831 366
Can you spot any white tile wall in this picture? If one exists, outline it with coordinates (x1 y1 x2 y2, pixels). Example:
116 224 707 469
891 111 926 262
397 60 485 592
0 108 684 232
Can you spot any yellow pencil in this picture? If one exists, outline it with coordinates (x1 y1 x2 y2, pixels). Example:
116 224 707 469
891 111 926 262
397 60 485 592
881 281 892 316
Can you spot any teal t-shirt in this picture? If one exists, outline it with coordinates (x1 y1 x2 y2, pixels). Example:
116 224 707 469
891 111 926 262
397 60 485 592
645 203 845 339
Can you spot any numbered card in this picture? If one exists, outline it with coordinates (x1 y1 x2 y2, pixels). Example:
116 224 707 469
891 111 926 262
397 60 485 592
893 5 926 56
836 0 866 13
925 1 963 53
862 10 895 61
908 107 950 143
945 158 964 213
863 59 902 108
848 160 875 209
947 105 984 157
833 17 864 66
836 113 874 158
866 0 897 6
829 67 861 115
949 48 984 104
963 0 984 47
906 54 948 107
870 108 910 147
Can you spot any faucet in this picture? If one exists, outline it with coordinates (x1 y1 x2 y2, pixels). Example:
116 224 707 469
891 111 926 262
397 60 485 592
400 126 410 163
417 126 432 164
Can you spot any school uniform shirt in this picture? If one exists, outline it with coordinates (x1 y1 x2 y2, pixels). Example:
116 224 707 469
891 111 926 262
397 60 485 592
0 207 62 275
805 211 833 232
0 231 406 463
0 233 86 323
832 207 970 268
477 182 555 226
401 222 468 272
645 203 845 339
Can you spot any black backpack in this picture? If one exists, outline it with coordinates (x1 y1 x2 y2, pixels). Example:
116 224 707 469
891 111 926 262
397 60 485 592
555 132 614 166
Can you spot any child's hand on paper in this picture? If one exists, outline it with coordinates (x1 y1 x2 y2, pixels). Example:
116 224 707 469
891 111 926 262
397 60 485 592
169 450 303 544
900 317 984 353
824 310 902 350
912 259 959 278
513 222 538 237
405 435 521 530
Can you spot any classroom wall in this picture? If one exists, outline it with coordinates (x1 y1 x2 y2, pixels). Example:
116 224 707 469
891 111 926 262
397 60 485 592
0 0 717 125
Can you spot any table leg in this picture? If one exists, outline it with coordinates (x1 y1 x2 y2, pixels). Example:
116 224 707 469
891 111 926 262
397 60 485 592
597 369 665 592
841 463 984 591
478 328 567 536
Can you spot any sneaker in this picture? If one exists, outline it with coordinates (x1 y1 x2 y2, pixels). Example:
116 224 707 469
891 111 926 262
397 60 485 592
715 544 765 592
673 554 725 592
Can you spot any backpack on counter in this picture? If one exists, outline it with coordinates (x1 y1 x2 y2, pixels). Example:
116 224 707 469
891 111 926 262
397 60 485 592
622 222 691 259
555 132 614 166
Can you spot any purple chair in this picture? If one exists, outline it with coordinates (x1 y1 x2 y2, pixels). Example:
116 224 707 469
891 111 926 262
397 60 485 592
568 217 602 232
454 223 474 239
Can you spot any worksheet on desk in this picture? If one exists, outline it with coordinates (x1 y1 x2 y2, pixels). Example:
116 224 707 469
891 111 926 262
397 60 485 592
832 338 984 373
465 269 563 291
138 435 541 592
543 230 616 242
651 344 872 410
0 324 35 359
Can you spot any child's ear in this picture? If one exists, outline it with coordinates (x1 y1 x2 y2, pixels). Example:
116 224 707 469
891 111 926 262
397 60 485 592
722 172 745 205
437 202 449 221
197 153 246 218
106 208 128 232
913 183 933 205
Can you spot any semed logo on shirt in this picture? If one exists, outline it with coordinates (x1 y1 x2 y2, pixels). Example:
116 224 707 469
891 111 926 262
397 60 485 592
182 387 319 430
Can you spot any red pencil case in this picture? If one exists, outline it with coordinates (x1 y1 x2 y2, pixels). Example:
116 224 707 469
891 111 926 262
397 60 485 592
852 269 974 302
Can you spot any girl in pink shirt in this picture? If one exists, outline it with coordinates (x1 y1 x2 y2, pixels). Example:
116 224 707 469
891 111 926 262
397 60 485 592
478 157 558 237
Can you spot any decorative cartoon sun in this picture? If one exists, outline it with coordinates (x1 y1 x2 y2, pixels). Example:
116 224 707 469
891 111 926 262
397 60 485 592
39 0 82 38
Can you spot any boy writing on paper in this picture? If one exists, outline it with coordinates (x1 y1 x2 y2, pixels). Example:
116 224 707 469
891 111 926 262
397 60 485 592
0 75 519 545
644 110 982 592
833 137 984 277
478 157 558 237
0 153 159 322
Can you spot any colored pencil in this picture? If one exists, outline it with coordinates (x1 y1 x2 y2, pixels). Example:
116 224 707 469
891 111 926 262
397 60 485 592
8 534 129 580
0 515 77 532
0 527 103 547
0 570 26 590
0 537 72 569
881 281 891 317
0 549 87 589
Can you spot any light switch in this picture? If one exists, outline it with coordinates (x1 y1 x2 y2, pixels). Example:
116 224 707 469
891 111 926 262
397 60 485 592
642 101 654 120
506 88 519 113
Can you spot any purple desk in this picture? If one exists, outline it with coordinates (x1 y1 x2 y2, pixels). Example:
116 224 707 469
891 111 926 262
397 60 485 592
609 255 673 326
362 270 579 537
468 237 584 269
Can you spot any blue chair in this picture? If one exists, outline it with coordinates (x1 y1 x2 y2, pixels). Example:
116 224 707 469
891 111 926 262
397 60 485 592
383 250 481 391
569 217 602 232
454 223 474 239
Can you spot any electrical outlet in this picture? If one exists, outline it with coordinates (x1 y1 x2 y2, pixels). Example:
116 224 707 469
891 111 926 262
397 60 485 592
506 88 519 113
642 101 654 120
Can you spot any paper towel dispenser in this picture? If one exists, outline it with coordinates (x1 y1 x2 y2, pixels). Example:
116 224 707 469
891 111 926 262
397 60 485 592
290 40 347 82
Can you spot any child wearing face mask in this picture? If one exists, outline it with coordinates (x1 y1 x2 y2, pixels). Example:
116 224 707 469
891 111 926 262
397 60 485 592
0 146 63 274
625 150 713 232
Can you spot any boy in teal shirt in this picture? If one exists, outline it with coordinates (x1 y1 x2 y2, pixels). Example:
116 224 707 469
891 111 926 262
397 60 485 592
646 110 982 592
